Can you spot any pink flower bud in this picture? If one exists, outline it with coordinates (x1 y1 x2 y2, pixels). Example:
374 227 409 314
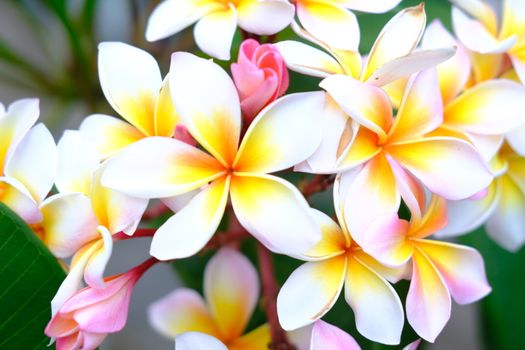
231 39 289 123
45 259 156 350
173 124 197 146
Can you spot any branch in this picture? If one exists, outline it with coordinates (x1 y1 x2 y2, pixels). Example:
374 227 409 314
301 174 335 199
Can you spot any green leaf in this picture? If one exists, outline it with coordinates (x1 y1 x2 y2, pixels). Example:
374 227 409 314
0 202 66 349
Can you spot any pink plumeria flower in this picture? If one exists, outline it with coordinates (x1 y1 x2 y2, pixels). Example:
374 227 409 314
45 258 156 350
102 52 324 260
451 0 525 83
363 196 491 342
40 131 147 314
145 0 294 60
0 98 57 225
232 39 289 123
80 42 191 159
277 177 407 345
291 0 402 50
308 320 361 350
149 248 271 349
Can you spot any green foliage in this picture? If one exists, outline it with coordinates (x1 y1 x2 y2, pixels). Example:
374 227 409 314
0 203 65 350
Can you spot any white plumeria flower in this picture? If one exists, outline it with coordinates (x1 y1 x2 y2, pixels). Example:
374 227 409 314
145 0 295 60
102 52 325 260
0 98 57 225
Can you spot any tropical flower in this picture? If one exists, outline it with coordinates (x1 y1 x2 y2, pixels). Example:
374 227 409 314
102 52 324 260
363 196 491 342
307 320 360 350
232 39 289 123
277 176 407 345
145 0 295 60
149 248 270 350
0 98 57 225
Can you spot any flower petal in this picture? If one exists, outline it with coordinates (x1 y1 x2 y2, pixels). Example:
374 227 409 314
345 255 404 345
175 332 227 350
83 226 113 289
507 123 525 156
237 0 294 35
154 77 179 137
98 42 162 136
310 320 361 350
230 173 321 255
150 176 230 260
101 137 225 199
234 91 325 173
277 256 346 330
169 52 241 165
0 177 41 224
303 209 346 260
194 7 238 60
148 289 219 338
205 247 259 341
229 324 271 350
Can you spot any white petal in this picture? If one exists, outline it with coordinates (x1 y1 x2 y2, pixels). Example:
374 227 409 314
0 176 41 224
175 332 227 350
194 7 238 60
237 0 294 35
275 41 342 78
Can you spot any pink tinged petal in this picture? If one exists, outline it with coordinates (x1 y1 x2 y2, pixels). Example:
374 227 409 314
98 42 162 136
40 193 99 258
230 173 321 255
175 332 228 350
150 176 230 260
277 256 347 330
510 55 525 85
406 248 451 343
310 320 361 350
362 213 413 267
387 137 494 200
320 75 393 142
4 123 56 203
194 6 238 60
507 123 525 156
0 98 39 173
148 289 219 338
415 240 491 304
83 226 113 289
55 333 82 350
422 20 471 104
45 313 78 338
274 41 343 78
486 175 525 251
296 1 360 51
55 130 99 195
239 75 279 122
0 177 41 224
80 332 107 350
388 69 444 143
362 4 426 81
101 137 225 199
237 0 294 35
169 52 241 165
205 247 259 341
444 80 525 135
345 255 404 345
234 91 325 173
403 339 422 350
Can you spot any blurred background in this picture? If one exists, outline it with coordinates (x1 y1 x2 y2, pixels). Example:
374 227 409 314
0 0 520 349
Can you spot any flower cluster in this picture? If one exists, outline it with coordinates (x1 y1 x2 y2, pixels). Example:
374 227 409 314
2 0 525 349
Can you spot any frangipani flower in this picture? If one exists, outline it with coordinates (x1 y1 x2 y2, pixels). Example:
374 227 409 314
145 0 294 60
277 177 407 345
0 98 57 225
102 52 324 260
308 320 360 350
311 68 493 242
79 42 181 159
41 131 147 314
363 196 491 342
149 248 270 350
451 0 525 83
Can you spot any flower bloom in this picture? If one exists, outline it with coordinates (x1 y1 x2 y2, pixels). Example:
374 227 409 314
363 196 491 342
277 178 407 345
0 98 57 225
149 248 270 349
145 0 294 60
102 52 325 260
45 259 155 350
232 39 289 123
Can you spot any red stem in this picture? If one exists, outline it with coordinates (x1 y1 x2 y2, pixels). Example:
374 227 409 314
301 174 334 199
113 228 156 241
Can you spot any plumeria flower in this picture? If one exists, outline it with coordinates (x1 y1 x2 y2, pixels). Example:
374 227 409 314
45 258 156 350
0 98 57 225
102 52 324 260
40 131 147 314
149 248 271 349
290 0 402 50
451 0 525 83
277 176 408 345
307 320 360 350
79 42 184 159
363 195 492 342
145 0 294 60
306 68 493 243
